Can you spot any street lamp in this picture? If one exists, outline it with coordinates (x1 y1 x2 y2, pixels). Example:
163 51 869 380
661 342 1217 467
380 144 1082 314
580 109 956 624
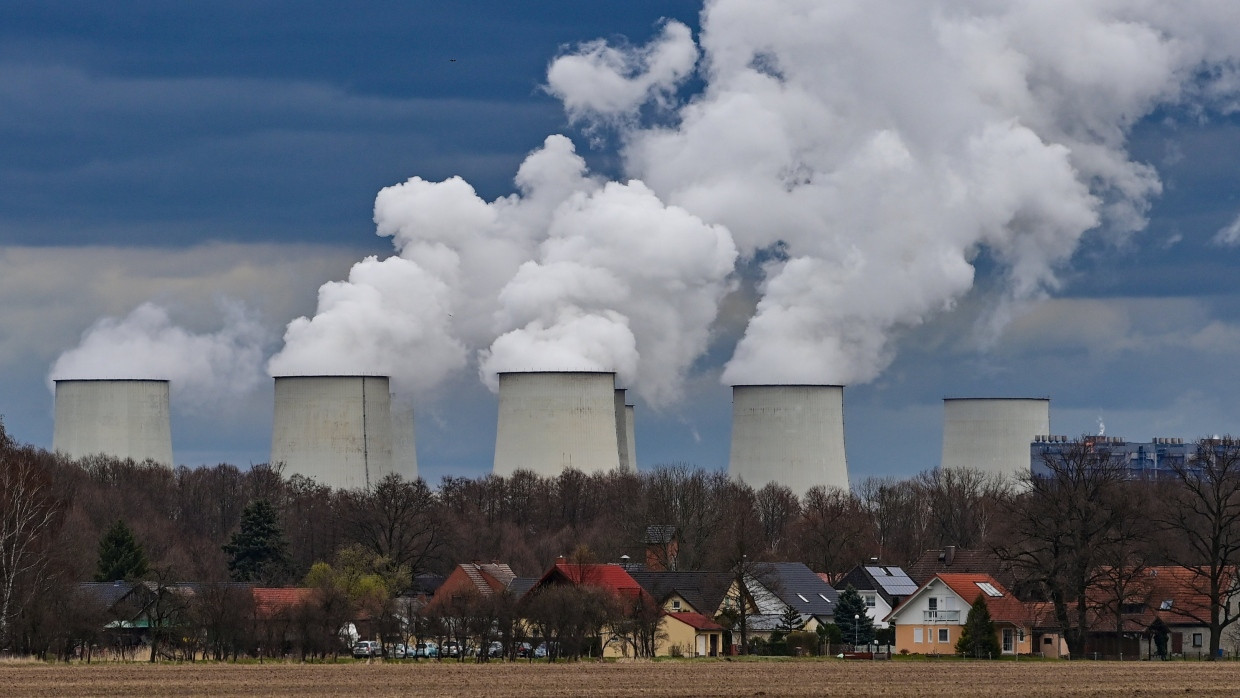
854 614 859 649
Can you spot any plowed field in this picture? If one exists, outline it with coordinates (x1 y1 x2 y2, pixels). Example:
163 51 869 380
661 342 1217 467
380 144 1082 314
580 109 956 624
1 658 1236 697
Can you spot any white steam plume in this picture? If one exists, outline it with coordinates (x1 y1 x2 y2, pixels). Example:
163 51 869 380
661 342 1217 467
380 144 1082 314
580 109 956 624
49 301 269 409
272 134 736 406
480 180 737 405
547 0 1240 386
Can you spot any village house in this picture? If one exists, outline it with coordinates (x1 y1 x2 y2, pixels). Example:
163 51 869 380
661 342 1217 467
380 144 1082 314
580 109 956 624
886 573 1040 656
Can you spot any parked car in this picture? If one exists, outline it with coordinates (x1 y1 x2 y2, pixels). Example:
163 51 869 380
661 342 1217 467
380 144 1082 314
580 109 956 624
533 643 548 659
413 642 439 658
391 644 407 659
487 641 504 658
352 640 383 659
442 641 462 657
516 642 533 658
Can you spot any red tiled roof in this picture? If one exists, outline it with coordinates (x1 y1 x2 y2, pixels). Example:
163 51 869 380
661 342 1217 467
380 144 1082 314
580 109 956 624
533 563 654 606
665 611 724 631
1084 565 1231 632
252 587 312 618
935 573 1032 625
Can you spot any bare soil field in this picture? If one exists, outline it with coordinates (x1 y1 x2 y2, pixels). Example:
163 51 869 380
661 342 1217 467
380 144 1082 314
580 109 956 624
1 658 1238 697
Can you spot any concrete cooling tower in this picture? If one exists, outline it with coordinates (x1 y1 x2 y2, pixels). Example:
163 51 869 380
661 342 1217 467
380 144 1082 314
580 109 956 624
52 379 174 465
493 371 621 477
390 397 418 481
270 375 394 491
614 389 632 471
940 397 1050 478
728 385 849 494
625 404 637 471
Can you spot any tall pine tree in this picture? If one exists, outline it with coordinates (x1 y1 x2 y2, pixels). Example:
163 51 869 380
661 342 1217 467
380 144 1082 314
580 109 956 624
222 499 290 584
95 519 148 582
834 585 875 646
956 595 1001 658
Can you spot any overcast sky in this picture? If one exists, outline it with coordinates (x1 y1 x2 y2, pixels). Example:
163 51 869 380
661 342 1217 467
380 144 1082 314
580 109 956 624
4 1 1240 486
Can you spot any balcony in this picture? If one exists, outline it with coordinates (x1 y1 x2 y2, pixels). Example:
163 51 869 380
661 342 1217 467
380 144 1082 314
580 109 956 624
923 610 960 622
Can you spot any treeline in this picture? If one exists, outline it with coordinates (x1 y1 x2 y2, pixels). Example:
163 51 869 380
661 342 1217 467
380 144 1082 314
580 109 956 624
3 417 1240 660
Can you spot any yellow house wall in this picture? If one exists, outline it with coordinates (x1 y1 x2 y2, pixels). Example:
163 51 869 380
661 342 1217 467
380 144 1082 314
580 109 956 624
659 616 700 657
602 615 719 658
894 623 1034 655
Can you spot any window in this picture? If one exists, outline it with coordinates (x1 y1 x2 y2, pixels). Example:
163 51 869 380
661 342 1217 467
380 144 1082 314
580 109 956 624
865 595 876 608
1018 629 1025 642
818 593 832 603
1193 633 1203 648
927 597 938 611
914 627 923 643
672 600 681 611
938 628 949 643
797 593 809 603
975 582 1003 597
1002 628 1015 653
1160 599 1173 610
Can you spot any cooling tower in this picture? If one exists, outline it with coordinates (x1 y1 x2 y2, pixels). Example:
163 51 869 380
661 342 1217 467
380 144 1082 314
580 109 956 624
52 379 174 465
728 385 849 494
625 404 637 471
615 389 632 471
941 397 1050 478
390 396 418 481
270 375 394 491
493 371 621 477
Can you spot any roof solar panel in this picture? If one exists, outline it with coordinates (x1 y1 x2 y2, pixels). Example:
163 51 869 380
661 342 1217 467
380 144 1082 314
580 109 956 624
865 566 919 595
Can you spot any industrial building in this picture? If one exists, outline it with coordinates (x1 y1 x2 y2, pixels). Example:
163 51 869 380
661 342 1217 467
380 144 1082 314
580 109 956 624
941 398 1050 478
52 379 174 465
492 371 624 477
727 384 849 494
1030 434 1193 480
270 375 396 491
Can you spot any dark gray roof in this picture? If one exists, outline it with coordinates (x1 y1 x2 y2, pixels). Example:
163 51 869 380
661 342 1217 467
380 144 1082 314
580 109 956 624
506 577 538 598
76 581 141 609
763 562 838 618
628 571 733 615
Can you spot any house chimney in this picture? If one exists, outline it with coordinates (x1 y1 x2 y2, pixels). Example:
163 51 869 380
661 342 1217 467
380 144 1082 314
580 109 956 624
944 545 956 565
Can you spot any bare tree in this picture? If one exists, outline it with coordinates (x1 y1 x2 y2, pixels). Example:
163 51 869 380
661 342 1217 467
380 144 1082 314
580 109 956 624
857 476 928 566
995 437 1145 657
1158 436 1240 660
0 425 66 649
342 474 445 588
917 467 1011 550
795 486 869 581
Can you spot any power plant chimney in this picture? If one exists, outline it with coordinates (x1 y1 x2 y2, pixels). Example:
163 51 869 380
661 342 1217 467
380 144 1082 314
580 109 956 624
493 371 622 477
52 379 174 465
728 384 849 494
270 375 394 491
941 397 1050 478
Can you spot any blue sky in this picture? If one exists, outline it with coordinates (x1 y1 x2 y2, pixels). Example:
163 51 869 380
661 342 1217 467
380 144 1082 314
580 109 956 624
3 1 1240 485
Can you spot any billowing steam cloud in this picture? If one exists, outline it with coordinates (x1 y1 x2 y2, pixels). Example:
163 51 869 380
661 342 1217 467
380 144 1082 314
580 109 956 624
272 0 1240 402
50 302 268 409
271 135 737 406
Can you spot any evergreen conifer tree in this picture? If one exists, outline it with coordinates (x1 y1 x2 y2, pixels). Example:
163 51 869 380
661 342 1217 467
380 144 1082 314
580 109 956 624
222 498 290 584
95 519 148 582
956 595 1002 658
834 585 875 646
